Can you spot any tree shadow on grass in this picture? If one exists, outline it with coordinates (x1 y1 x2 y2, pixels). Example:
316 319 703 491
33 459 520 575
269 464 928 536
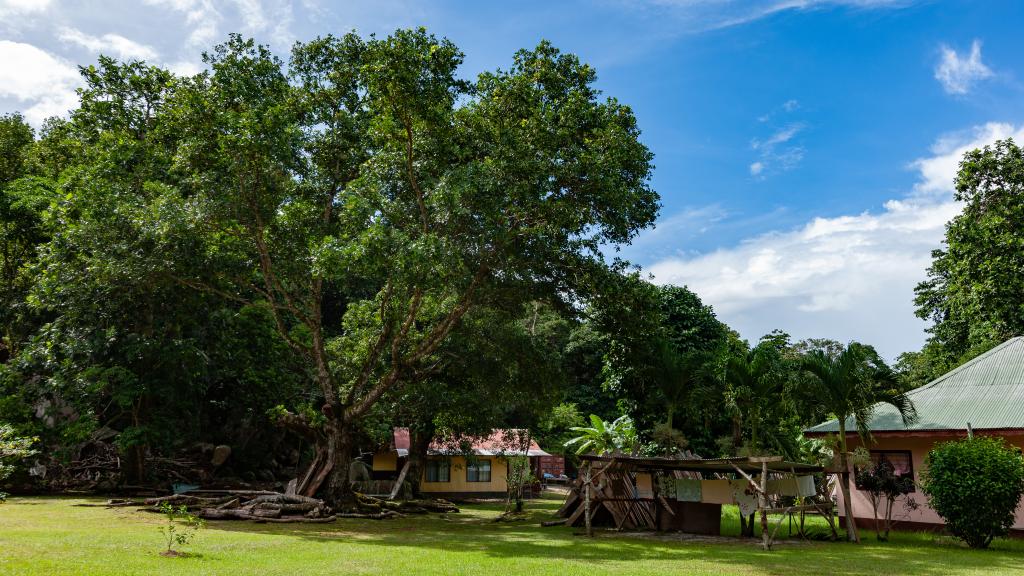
193 505 1024 576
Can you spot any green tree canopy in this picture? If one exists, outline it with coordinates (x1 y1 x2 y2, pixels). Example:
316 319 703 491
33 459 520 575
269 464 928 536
138 30 657 504
915 138 1024 367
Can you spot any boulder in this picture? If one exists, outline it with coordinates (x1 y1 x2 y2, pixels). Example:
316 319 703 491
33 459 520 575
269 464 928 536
211 445 232 467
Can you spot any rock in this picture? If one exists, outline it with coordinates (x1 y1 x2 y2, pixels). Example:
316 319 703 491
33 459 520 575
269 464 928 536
211 445 232 467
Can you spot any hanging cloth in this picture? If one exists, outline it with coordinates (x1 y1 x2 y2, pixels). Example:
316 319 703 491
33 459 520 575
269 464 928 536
731 479 759 516
676 478 702 502
797 475 816 497
700 479 734 504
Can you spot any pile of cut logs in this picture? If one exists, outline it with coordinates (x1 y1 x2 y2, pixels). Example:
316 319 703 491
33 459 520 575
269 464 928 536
139 490 459 523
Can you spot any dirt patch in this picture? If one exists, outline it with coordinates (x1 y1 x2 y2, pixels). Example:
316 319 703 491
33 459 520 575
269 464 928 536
160 550 188 558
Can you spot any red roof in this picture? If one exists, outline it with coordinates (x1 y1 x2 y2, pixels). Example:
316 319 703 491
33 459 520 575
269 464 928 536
391 427 550 457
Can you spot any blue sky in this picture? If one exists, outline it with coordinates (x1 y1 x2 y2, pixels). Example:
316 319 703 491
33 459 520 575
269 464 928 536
2 0 1023 359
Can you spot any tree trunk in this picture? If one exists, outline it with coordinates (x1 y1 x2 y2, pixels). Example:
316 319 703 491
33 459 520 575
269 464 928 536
731 415 742 454
322 421 356 508
882 496 893 541
837 422 860 543
124 399 147 485
407 425 434 498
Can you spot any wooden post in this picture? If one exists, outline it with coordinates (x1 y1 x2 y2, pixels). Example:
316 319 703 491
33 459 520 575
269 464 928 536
583 461 593 537
759 461 770 551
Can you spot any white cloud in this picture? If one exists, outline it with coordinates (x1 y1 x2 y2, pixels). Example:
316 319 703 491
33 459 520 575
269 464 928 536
144 0 296 50
934 40 993 95
232 0 271 32
0 0 51 17
0 40 81 126
752 123 802 150
58 27 159 61
750 122 806 178
912 123 1020 196
166 60 203 76
143 0 222 49
645 0 912 32
648 122 1024 359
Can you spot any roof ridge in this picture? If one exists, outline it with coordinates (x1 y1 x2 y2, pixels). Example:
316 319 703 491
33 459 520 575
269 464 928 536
806 334 1024 432
906 336 1023 397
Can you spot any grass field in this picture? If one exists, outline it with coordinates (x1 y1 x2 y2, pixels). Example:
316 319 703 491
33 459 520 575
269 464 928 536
1 492 1022 575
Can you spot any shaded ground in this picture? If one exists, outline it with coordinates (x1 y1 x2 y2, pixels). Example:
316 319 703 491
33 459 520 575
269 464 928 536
0 492 1021 575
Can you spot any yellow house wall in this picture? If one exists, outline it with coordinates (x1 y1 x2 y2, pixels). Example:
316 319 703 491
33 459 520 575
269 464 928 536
372 452 398 472
419 455 509 493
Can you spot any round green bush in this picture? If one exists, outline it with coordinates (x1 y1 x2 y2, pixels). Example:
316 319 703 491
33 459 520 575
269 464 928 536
921 437 1024 548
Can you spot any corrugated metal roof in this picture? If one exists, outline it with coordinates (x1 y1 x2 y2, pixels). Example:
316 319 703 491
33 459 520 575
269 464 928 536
391 427 551 457
806 336 1024 434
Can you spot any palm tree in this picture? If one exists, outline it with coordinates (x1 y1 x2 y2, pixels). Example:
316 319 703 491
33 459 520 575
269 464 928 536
725 344 793 457
564 414 638 456
651 340 717 432
800 342 916 543
723 343 794 537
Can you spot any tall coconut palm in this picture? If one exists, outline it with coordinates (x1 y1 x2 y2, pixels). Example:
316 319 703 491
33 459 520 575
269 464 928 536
564 414 638 456
800 342 916 543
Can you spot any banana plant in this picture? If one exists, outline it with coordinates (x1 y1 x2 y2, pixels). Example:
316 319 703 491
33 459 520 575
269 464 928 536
564 414 638 456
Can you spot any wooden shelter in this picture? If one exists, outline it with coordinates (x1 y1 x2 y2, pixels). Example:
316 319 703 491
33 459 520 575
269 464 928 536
557 454 836 550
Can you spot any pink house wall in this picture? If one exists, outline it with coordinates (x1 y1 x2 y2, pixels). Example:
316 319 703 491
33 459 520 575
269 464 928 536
836 432 1024 531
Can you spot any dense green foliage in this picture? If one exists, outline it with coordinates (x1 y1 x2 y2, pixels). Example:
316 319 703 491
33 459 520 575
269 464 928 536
921 437 1024 549
0 425 35 502
0 29 664 500
913 138 1024 377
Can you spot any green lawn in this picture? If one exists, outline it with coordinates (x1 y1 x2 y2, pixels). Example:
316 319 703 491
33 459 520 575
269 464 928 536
1 492 1021 575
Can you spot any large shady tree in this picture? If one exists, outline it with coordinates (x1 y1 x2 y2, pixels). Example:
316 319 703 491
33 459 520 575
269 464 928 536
800 343 916 543
158 30 657 505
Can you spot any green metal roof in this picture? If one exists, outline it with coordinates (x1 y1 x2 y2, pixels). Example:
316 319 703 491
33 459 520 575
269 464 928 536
806 337 1024 434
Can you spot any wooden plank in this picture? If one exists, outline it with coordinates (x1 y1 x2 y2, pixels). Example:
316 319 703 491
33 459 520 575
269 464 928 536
557 488 579 516
566 497 588 527
747 456 784 463
656 494 675 516
388 460 411 500
590 458 618 483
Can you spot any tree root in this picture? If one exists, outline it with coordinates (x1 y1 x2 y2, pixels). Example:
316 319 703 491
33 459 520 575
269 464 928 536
142 490 335 523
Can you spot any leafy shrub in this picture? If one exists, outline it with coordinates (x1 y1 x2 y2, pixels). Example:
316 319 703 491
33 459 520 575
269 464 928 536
855 454 917 540
0 424 36 503
921 437 1024 548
